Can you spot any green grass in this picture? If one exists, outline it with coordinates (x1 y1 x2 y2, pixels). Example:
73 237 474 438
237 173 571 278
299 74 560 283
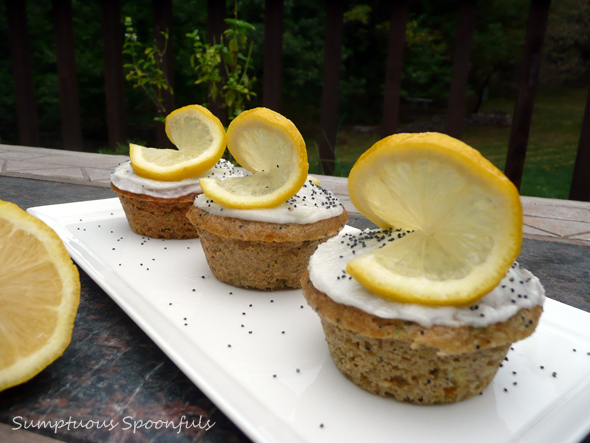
308 86 586 200
464 86 586 199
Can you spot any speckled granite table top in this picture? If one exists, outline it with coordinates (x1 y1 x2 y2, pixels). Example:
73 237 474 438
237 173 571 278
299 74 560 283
0 175 589 443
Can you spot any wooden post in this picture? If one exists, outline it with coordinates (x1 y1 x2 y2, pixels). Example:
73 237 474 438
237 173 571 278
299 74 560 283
318 0 344 176
444 0 477 139
207 0 225 44
5 0 40 146
504 0 551 190
263 0 284 112
152 0 174 147
381 0 409 138
52 0 84 151
207 0 227 124
100 0 126 150
569 88 590 201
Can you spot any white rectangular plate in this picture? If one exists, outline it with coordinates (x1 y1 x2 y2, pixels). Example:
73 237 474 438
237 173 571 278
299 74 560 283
29 198 590 443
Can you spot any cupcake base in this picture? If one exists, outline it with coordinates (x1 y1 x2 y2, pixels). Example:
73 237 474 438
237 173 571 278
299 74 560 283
187 206 348 290
301 271 543 404
111 184 199 239
199 229 326 290
321 318 510 404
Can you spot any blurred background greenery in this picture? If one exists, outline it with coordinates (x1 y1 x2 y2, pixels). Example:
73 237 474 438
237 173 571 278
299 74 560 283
0 0 588 199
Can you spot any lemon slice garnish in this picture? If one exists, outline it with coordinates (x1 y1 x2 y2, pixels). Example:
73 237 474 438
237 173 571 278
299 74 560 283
199 107 309 209
130 104 226 181
0 200 80 391
346 132 522 306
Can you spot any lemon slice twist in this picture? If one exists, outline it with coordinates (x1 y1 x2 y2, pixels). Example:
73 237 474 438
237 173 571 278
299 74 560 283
0 200 80 391
199 107 309 209
346 132 522 306
130 104 226 182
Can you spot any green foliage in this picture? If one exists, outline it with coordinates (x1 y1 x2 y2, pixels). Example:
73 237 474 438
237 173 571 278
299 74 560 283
344 5 372 25
98 141 131 156
187 4 257 120
122 16 172 120
0 0 586 185
468 0 528 110
401 16 452 103
542 0 590 85
0 1 60 146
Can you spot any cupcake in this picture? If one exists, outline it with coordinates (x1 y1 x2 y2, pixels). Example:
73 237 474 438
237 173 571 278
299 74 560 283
187 179 348 289
187 107 348 290
110 104 229 239
111 159 242 239
301 132 545 404
302 229 544 404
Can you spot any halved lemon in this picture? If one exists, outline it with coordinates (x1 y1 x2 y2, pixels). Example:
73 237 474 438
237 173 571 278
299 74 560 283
199 107 309 209
0 200 80 391
346 132 522 306
130 104 226 181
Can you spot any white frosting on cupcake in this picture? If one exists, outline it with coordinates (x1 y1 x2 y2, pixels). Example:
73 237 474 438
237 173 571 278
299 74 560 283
111 159 242 199
308 228 545 328
193 179 345 224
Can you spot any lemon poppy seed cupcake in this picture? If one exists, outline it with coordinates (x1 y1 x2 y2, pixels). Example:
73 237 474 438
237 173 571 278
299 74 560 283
110 104 228 239
302 229 544 404
302 132 545 404
187 107 348 290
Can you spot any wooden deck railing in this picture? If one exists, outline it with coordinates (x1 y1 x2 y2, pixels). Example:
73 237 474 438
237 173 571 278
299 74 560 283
4 0 590 201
